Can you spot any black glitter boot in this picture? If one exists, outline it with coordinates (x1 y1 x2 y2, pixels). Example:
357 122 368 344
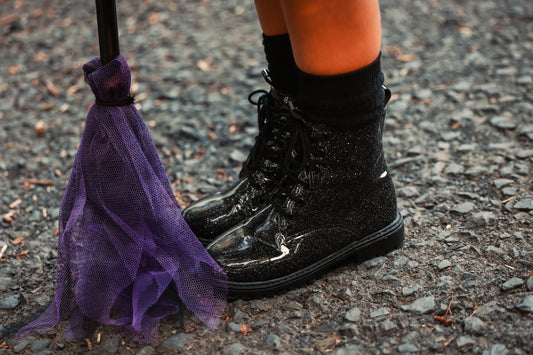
182 76 297 245
207 59 404 296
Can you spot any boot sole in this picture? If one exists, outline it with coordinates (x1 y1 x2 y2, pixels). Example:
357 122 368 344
227 212 404 298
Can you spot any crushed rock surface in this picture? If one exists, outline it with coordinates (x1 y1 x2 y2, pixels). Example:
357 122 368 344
1 0 532 354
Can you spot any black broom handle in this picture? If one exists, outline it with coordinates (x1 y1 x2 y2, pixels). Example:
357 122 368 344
95 0 120 64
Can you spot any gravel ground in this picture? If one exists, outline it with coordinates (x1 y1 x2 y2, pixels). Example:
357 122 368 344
1 0 533 354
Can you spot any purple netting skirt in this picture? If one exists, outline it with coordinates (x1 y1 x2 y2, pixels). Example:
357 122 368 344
17 55 227 344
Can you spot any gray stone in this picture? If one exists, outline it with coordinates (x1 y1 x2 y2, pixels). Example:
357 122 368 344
527 276 533 291
401 296 436 314
393 256 409 267
361 256 387 268
370 307 390 319
225 343 245 355
397 186 419 198
339 323 358 335
490 116 517 130
450 202 474 214
402 285 420 297
31 339 51 353
233 310 249 322
463 316 485 334
465 166 488 177
456 336 475 348
482 343 507 355
445 163 464 175
135 346 155 355
514 199 533 211
516 149 533 159
476 301 505 316
264 334 281 349
493 178 514 189
0 294 20 309
437 259 452 270
345 307 361 322
501 277 524 291
332 345 365 355
437 276 453 287
253 320 267 328
161 333 191 350
292 309 313 320
339 287 353 300
381 319 397 331
515 295 533 313
102 337 119 353
470 211 496 226
398 343 418 352
282 301 303 310
307 295 327 311
227 322 242 332
0 277 11 291
229 149 247 163
486 245 505 255
502 187 517 196
250 300 266 310
12 337 35 353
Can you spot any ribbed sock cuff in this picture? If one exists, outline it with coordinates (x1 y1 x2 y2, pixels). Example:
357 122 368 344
296 55 385 128
262 33 298 96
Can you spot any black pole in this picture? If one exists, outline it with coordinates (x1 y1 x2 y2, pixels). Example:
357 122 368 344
95 0 120 64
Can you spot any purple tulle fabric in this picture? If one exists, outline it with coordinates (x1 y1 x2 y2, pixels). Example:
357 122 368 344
18 55 227 344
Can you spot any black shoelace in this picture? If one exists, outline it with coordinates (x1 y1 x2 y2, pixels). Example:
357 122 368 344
271 111 313 216
241 89 293 188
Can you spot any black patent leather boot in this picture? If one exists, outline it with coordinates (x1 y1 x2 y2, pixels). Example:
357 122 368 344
207 88 404 297
182 74 296 245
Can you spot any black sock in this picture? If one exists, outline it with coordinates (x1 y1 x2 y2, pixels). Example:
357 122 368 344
296 55 386 128
262 33 298 96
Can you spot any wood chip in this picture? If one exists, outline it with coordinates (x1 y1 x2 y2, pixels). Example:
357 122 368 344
0 244 7 259
46 81 60 97
9 198 22 209
24 178 54 187
35 120 47 136
12 237 23 245
2 211 15 223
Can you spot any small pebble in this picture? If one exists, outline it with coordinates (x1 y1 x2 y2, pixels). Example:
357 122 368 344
0 294 20 309
515 295 533 313
345 307 361 322
437 260 452 270
514 199 533 211
370 307 390 319
463 316 485 334
501 277 524 291
161 333 191 350
401 296 435 314
456 336 475 348
450 202 474 214
264 334 281 349
361 256 387 268
401 285 420 297
225 343 245 355
482 343 507 355
31 339 51 353
397 343 418 353
527 276 533 291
